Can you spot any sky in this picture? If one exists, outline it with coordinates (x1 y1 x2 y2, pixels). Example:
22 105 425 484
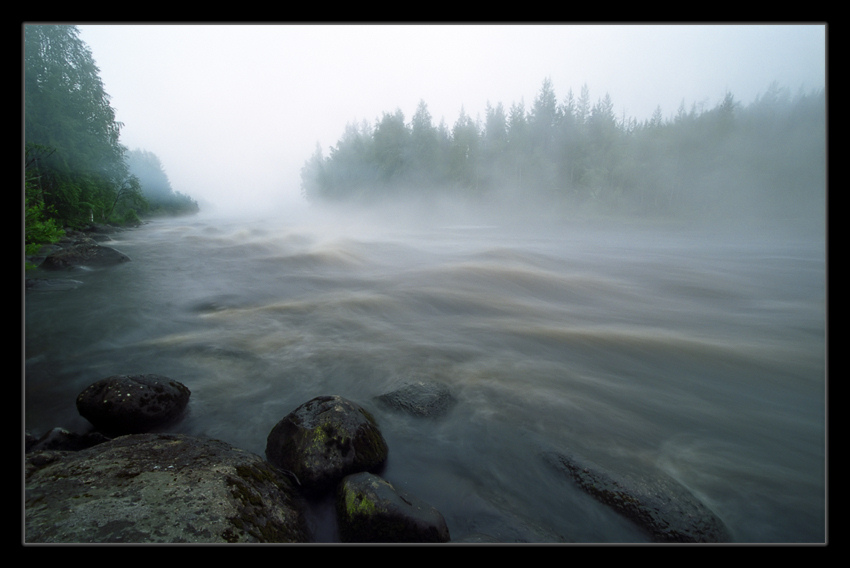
69 23 826 215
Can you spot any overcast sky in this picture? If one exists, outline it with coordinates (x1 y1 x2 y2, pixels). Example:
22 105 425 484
72 23 826 214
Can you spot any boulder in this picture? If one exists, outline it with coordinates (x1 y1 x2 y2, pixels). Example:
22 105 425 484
25 433 309 543
543 450 731 543
76 374 191 435
336 471 450 543
375 381 456 417
26 427 111 453
40 242 130 270
265 395 388 495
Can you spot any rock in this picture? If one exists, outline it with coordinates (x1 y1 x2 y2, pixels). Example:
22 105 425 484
40 242 130 270
25 433 309 543
335 472 450 543
543 450 731 543
375 381 456 417
26 427 110 453
76 375 191 435
25 278 84 291
265 395 389 495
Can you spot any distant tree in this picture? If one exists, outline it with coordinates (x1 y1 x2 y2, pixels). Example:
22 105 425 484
372 109 409 186
299 77 825 224
505 100 529 189
481 101 509 189
126 149 172 200
450 107 481 190
125 149 197 215
409 100 441 187
528 78 562 192
300 142 326 202
529 77 560 146
575 84 591 127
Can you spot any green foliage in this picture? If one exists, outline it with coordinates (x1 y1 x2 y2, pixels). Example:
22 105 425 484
24 171 64 270
301 78 826 222
25 24 134 228
24 24 199 245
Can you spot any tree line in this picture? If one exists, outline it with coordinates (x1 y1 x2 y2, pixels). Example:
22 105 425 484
24 25 198 262
301 78 825 222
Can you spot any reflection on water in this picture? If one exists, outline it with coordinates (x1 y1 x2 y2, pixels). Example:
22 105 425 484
24 207 826 543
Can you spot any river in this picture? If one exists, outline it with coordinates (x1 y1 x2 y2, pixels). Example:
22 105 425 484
24 203 827 543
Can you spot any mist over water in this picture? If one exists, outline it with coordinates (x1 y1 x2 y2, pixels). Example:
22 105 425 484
24 199 826 543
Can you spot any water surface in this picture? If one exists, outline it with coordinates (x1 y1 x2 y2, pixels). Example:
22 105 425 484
24 206 827 543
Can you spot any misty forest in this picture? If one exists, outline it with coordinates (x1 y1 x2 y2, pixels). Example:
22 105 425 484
24 25 198 262
302 78 825 227
26 25 826 253
25 24 827 544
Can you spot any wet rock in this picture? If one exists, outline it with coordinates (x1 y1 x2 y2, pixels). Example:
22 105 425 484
265 395 388 496
25 278 84 291
40 242 130 270
25 433 309 543
543 450 731 543
76 374 191 435
336 472 450 543
26 427 110 453
375 381 456 417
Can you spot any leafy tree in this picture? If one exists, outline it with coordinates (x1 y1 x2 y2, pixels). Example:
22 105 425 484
25 145 64 268
24 24 137 227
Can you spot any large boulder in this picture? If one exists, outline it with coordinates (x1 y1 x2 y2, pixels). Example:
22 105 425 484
76 375 191 435
40 241 130 270
25 433 309 543
543 450 731 543
265 395 389 495
375 381 456 417
336 472 450 543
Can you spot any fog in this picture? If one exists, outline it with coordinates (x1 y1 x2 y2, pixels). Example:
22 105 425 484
73 23 826 218
28 24 828 542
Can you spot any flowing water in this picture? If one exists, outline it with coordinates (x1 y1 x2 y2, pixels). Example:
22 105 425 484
24 203 827 543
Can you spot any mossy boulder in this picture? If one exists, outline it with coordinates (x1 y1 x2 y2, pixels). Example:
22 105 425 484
76 374 191 435
336 472 450 543
25 433 309 543
265 395 389 495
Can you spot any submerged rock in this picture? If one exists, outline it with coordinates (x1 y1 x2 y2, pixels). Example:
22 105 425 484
336 471 450 543
375 381 456 417
543 450 731 543
25 433 309 543
265 395 389 496
25 278 84 291
76 374 191 435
